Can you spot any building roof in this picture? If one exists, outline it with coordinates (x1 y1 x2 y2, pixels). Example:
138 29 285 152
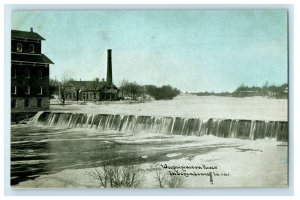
69 80 118 91
11 30 45 41
11 53 54 64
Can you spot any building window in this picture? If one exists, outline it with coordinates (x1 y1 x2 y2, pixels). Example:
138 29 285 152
29 44 35 53
37 98 42 107
11 99 16 108
24 99 29 107
17 43 22 52
26 86 30 94
38 86 43 95
25 69 30 78
12 86 17 94
37 70 42 79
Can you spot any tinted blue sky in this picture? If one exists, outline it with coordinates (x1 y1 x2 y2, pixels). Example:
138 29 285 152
12 10 287 92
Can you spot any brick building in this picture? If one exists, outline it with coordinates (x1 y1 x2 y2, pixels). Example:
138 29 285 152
64 79 122 101
11 28 54 115
64 49 122 102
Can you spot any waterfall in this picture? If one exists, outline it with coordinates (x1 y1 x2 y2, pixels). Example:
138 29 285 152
34 112 288 141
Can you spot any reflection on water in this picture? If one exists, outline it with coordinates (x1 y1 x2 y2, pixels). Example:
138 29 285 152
11 124 241 185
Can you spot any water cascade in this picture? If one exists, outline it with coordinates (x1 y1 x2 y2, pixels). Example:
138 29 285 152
35 112 288 141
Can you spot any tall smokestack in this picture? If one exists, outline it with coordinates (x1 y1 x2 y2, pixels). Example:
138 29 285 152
106 49 112 84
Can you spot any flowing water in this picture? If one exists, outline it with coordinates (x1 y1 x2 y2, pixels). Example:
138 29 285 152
11 111 288 186
36 112 288 141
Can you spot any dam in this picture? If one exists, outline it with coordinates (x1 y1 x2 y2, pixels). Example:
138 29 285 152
11 96 288 187
35 111 288 141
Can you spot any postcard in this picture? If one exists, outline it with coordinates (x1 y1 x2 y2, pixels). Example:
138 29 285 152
10 10 288 188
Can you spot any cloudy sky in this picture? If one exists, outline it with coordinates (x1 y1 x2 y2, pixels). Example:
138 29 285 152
12 10 288 92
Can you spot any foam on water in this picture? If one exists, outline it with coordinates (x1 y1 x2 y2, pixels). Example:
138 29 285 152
34 112 288 141
11 123 287 188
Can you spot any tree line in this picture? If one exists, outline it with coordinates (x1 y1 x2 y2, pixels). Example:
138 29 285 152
232 82 288 98
119 80 181 101
192 82 288 99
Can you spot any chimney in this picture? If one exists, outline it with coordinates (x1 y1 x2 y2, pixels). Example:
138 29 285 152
30 27 33 32
106 49 112 84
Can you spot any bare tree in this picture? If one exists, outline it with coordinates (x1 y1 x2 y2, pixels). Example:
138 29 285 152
59 78 73 104
88 150 144 188
49 78 60 96
167 174 185 188
155 168 167 188
119 80 142 100
154 168 185 188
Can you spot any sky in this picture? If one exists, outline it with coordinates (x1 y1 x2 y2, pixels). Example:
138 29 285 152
12 10 288 92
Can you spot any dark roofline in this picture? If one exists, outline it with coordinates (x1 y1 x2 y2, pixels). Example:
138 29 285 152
11 53 54 64
11 30 45 41
69 80 119 90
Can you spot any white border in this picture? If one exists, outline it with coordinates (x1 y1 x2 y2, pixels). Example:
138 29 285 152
1 1 299 199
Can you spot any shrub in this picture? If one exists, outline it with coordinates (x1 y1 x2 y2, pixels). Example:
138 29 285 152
145 85 180 100
89 163 143 188
88 150 144 188
154 168 184 188
119 80 143 100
